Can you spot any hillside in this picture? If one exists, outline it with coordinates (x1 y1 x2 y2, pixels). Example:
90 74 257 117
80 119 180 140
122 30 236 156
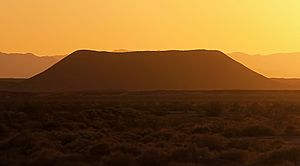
18 50 279 91
228 52 300 78
0 52 63 78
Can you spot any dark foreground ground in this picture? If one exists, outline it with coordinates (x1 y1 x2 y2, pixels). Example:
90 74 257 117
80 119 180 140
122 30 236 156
1 91 300 166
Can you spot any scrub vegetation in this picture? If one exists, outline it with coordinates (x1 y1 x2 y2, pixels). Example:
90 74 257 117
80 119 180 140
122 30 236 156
0 91 300 166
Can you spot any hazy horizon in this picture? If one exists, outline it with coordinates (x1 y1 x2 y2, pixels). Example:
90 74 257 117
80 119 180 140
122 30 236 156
2 2 300 165
2 0 300 56
2 0 300 78
3 49 300 57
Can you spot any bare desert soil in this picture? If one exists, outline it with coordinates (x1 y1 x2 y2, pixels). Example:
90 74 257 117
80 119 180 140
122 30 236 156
1 91 300 166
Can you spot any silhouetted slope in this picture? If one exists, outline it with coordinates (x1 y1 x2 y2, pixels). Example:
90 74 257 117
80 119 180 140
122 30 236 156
0 52 63 78
19 50 278 91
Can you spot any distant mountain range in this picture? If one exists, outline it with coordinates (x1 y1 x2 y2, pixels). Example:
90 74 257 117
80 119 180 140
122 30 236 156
228 52 300 78
271 78 300 90
2 51 300 80
2 50 300 91
16 50 279 91
0 52 63 78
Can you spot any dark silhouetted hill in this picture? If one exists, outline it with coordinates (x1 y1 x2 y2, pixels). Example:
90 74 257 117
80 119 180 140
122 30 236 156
18 50 280 91
0 52 63 78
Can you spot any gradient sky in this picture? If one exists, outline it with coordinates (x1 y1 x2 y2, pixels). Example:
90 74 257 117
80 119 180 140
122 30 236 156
1 0 300 55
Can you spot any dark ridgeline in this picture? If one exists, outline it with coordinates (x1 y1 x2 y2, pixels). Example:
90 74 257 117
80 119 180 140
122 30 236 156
17 50 279 92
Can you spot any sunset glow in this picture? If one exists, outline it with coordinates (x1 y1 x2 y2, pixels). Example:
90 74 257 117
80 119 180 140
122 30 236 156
1 0 300 55
2 1 300 164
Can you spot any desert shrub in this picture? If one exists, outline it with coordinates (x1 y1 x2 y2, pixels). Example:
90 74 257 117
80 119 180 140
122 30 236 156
193 134 228 150
170 133 187 144
119 131 140 141
284 126 297 136
0 123 8 137
215 149 252 164
153 129 173 142
245 103 267 116
229 139 284 153
192 125 210 134
112 144 141 157
228 139 259 151
202 158 242 166
141 129 172 144
270 110 292 128
105 152 137 166
7 133 39 154
89 143 111 157
168 162 198 166
64 138 91 153
1 111 26 126
223 127 241 137
137 128 153 138
169 147 197 163
155 142 168 149
229 103 243 112
240 125 274 137
203 102 223 117
0 133 47 165
169 146 210 163
18 103 42 113
41 120 60 131
2 92 300 165
137 149 168 166
141 134 155 144
27 149 61 166
53 154 87 166
57 133 76 146
255 147 300 166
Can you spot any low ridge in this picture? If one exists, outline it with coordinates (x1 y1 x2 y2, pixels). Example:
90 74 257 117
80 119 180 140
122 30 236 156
0 52 63 78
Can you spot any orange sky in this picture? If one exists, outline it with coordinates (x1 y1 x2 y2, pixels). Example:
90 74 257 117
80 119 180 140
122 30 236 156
1 0 300 55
